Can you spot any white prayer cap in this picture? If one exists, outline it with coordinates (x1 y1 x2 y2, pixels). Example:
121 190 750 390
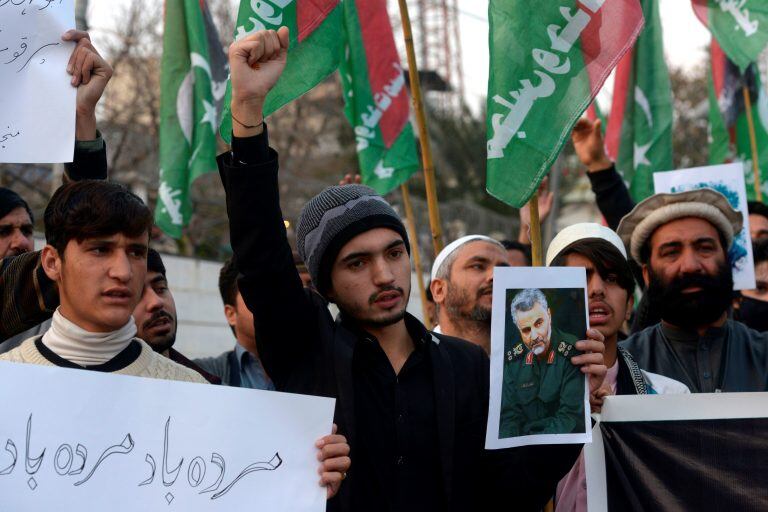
430 235 504 281
546 223 626 266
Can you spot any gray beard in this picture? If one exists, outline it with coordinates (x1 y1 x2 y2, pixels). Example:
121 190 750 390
445 283 492 327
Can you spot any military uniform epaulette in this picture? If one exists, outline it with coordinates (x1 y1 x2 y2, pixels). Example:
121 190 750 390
557 340 576 359
506 342 525 362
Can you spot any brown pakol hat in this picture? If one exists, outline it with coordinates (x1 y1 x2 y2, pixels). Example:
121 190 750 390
616 188 743 262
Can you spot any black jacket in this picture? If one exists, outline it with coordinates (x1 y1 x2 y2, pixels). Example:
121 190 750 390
620 320 768 392
218 131 580 511
586 164 635 231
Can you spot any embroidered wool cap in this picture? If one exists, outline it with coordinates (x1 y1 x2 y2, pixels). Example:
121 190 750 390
296 185 409 295
616 188 743 262
545 223 627 266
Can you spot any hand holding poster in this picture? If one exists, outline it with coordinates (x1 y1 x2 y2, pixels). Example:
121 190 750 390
486 267 591 449
653 163 756 290
0 362 335 511
0 0 76 163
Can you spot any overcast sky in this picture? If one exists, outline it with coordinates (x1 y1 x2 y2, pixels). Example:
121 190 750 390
88 0 711 110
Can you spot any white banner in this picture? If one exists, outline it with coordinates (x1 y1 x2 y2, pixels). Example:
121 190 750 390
0 361 335 511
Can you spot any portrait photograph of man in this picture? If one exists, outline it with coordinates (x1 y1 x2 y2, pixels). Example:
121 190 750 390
486 268 591 449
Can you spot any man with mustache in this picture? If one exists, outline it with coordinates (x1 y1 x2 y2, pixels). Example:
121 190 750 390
430 235 510 353
132 249 222 383
217 27 606 511
618 189 768 392
499 288 585 438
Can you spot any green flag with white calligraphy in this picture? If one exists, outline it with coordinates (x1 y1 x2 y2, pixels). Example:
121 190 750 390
157 0 228 238
340 0 418 194
486 0 644 208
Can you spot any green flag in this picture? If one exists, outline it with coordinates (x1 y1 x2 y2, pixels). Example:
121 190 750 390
486 0 644 207
157 0 228 238
709 39 768 200
220 0 343 142
340 0 418 194
604 0 673 201
693 0 768 71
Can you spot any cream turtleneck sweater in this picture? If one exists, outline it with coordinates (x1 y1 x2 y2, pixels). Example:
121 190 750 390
42 309 136 366
0 310 206 384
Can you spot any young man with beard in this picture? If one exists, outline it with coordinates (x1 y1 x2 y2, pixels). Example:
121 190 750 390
0 180 351 499
429 235 510 353
132 249 222 383
218 27 607 511
547 223 689 512
194 257 274 389
617 189 768 392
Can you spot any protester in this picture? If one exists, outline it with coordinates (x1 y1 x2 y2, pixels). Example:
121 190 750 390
0 181 205 378
429 235 509 353
748 201 768 241
194 257 274 389
217 27 606 511
132 248 222 383
733 239 768 331
500 239 532 266
617 189 768 392
0 180 350 499
0 188 35 259
547 223 689 512
0 29 112 352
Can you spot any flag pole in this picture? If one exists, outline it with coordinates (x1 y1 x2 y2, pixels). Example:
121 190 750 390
396 0 444 254
743 84 763 201
401 184 432 328
529 191 543 267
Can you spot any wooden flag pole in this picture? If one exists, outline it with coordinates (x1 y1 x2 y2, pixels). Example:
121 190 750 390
401 184 432 329
397 0 444 254
529 191 544 267
743 84 763 201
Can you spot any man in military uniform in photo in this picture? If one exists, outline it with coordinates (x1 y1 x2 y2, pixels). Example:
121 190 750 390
499 288 585 438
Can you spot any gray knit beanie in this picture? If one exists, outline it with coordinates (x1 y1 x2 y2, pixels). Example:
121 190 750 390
296 185 410 294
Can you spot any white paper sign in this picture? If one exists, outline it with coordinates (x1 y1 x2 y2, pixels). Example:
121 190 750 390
0 361 335 511
486 267 591 449
0 0 76 163
653 163 756 290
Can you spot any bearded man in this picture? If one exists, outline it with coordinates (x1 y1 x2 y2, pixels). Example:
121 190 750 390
618 189 768 392
430 235 510 353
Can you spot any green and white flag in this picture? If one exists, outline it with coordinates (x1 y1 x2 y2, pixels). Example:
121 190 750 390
604 0 673 201
220 0 343 142
340 0 419 194
486 0 644 208
693 0 768 70
157 0 228 238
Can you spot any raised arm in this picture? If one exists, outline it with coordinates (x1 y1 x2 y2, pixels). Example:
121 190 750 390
63 29 112 181
218 28 320 389
572 118 635 230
